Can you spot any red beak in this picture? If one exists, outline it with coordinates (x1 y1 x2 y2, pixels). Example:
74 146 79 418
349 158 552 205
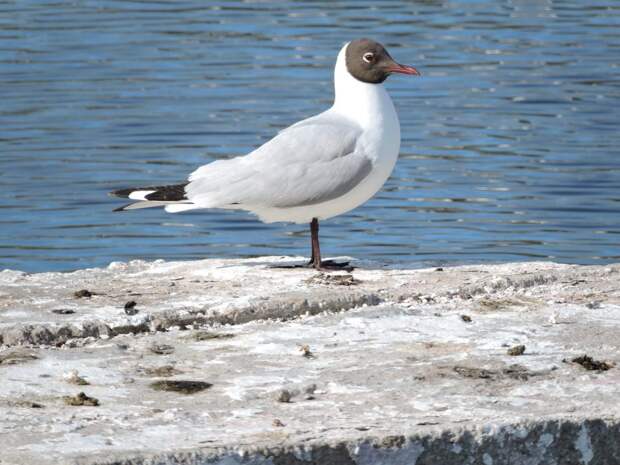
387 63 421 76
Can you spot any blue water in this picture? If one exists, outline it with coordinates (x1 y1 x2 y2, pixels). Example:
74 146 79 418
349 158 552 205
1 1 619 272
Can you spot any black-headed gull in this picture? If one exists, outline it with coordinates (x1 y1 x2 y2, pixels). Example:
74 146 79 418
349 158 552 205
111 38 420 270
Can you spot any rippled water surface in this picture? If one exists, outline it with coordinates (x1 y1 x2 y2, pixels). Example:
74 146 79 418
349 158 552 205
2 0 619 272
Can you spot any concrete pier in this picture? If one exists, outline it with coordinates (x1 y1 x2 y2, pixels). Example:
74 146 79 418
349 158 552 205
1 258 619 464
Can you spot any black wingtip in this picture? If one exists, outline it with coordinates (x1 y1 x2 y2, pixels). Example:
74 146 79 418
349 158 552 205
144 183 188 201
109 188 135 198
113 203 132 212
109 183 188 200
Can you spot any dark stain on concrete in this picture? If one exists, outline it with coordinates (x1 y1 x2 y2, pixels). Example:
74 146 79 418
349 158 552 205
272 443 356 465
570 355 613 372
150 380 212 394
0 350 39 365
74 289 95 298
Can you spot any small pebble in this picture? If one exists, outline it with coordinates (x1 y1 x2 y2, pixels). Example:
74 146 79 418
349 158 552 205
74 289 93 298
124 300 139 315
63 369 89 385
507 345 526 356
63 392 99 407
275 389 292 403
299 344 314 358
149 343 174 355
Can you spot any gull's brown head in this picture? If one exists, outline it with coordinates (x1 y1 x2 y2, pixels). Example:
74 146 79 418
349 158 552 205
345 38 420 84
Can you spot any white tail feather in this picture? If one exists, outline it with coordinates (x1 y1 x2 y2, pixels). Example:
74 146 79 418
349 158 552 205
128 190 156 200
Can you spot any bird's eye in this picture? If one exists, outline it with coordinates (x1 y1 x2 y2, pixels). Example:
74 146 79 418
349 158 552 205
363 52 375 63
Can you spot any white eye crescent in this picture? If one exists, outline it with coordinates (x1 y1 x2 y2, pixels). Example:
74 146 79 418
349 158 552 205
363 52 375 63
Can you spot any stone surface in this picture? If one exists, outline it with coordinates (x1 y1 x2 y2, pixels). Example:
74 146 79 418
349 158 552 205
1 258 619 464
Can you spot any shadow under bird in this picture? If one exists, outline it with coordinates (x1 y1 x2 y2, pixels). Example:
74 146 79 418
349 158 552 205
111 38 420 270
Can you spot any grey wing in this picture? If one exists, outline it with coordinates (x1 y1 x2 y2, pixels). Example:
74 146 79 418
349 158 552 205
186 120 372 209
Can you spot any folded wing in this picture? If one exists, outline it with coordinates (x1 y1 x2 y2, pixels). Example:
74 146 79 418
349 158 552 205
186 119 372 209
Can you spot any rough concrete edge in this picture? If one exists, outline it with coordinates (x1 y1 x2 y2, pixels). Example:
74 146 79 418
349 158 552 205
1 262 613 348
69 418 619 465
451 272 562 299
0 292 382 348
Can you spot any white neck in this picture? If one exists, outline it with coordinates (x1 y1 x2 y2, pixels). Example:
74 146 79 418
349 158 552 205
331 42 396 129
